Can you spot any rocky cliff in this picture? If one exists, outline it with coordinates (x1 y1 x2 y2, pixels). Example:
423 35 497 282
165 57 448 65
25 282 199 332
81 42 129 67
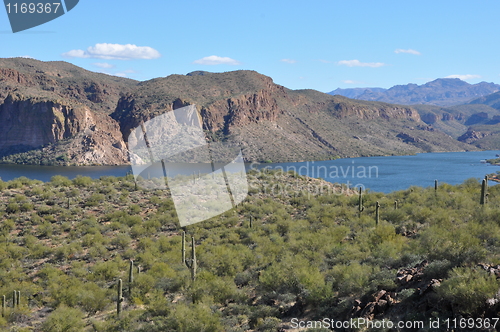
0 93 128 165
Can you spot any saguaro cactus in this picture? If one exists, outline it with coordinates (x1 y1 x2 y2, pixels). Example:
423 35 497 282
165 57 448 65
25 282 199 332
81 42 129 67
434 179 438 192
480 177 488 205
12 290 16 309
117 279 124 317
375 201 380 226
16 291 20 307
394 200 398 210
2 295 5 317
128 260 134 298
182 231 197 281
358 187 364 216
249 215 253 228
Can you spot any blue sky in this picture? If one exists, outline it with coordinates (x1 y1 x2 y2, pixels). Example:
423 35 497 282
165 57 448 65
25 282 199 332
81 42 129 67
1 0 500 92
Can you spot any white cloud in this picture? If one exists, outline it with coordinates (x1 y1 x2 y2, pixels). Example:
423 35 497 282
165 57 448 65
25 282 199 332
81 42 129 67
280 58 297 64
338 59 385 68
193 55 240 65
343 80 360 84
19 55 34 59
445 74 481 81
93 62 115 69
62 43 161 60
395 49 421 55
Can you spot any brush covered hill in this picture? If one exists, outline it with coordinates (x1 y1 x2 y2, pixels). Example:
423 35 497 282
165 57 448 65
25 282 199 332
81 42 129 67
0 58 477 165
0 172 500 331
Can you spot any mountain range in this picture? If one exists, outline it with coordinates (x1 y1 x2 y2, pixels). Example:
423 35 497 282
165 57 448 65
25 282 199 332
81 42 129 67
0 58 492 166
330 78 500 107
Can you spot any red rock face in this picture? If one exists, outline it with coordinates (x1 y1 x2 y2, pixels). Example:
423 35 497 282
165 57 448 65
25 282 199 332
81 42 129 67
201 87 284 133
0 94 128 165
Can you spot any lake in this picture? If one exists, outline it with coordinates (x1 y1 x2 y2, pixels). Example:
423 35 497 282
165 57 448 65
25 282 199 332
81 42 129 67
0 150 498 193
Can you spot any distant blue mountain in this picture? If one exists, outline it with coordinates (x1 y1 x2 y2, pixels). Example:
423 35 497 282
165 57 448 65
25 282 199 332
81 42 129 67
329 78 500 107
329 87 387 99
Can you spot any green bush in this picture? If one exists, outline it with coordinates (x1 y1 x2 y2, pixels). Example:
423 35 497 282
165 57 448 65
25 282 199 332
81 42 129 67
437 267 499 315
73 176 93 187
41 305 85 332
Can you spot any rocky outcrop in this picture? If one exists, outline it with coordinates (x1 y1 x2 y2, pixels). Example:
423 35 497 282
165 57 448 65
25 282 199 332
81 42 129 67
396 132 422 144
457 130 487 143
201 85 286 133
333 103 420 121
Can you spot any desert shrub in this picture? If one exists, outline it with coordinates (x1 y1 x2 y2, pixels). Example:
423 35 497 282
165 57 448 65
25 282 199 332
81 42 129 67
73 175 93 187
50 175 72 187
20 202 34 212
112 233 132 249
329 262 376 297
437 267 500 315
128 204 141 215
7 180 23 189
248 305 280 329
122 215 142 227
79 283 112 314
144 289 170 317
189 272 241 304
41 305 85 332
423 260 454 280
5 203 20 214
91 259 123 282
0 219 15 235
161 302 223 332
85 193 105 207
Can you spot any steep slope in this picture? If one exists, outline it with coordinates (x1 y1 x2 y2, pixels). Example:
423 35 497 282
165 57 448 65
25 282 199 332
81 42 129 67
0 59 479 165
468 90 500 110
0 58 136 165
330 78 500 106
112 71 476 163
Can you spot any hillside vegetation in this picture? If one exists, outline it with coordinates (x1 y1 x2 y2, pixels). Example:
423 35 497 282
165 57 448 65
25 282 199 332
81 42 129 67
0 58 477 165
0 171 499 331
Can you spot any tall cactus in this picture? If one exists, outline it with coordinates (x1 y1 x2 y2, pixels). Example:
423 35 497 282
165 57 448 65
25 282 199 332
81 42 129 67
375 201 380 226
249 215 253 228
434 179 438 192
394 200 398 210
16 291 20 307
128 260 134 298
358 187 364 216
182 231 197 281
182 231 186 264
117 279 124 317
480 177 488 205
12 290 16 309
2 295 5 317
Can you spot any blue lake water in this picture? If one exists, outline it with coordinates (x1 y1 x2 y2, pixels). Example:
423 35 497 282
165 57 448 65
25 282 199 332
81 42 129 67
0 150 498 193
254 150 500 193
